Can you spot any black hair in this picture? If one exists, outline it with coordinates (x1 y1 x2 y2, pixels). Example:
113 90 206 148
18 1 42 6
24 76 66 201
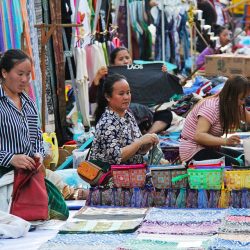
197 0 217 26
94 73 128 124
212 24 227 36
0 49 31 80
109 47 129 65
219 75 250 134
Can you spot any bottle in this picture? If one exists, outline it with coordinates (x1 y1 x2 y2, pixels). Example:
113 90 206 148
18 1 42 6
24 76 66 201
73 119 85 141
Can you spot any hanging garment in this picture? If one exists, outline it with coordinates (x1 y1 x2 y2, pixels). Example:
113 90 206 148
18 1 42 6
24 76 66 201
75 47 90 126
27 0 43 118
62 0 76 81
85 43 106 84
108 63 183 106
41 0 56 132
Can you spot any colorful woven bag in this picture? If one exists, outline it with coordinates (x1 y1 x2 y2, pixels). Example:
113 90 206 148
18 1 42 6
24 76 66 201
111 164 146 188
77 161 103 186
172 168 224 190
149 164 187 189
224 169 250 191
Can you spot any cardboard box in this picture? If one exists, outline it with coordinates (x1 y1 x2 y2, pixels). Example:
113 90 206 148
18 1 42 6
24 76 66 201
205 54 250 77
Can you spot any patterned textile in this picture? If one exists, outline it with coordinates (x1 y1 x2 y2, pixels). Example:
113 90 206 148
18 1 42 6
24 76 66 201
217 233 250 242
227 208 250 216
143 208 226 224
118 236 209 250
39 233 134 250
150 166 187 189
59 219 143 234
112 165 146 188
58 207 147 233
90 108 143 165
225 215 250 223
73 206 148 220
219 220 250 233
46 179 69 220
27 0 42 117
138 221 221 235
208 238 250 250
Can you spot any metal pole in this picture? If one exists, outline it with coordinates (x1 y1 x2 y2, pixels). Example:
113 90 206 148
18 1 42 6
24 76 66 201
127 0 132 53
161 0 165 62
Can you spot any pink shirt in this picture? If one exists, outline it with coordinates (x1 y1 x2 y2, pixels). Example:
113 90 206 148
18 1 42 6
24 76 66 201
179 96 223 162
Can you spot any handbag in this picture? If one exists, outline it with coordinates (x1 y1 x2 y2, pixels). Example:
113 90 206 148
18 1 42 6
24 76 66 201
111 164 146 188
77 161 104 186
10 162 49 221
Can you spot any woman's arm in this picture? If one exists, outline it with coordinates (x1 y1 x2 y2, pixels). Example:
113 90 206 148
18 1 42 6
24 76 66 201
196 47 215 68
121 134 159 162
194 116 240 146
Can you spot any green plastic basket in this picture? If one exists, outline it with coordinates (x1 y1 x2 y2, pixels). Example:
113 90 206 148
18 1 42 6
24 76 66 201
172 168 224 190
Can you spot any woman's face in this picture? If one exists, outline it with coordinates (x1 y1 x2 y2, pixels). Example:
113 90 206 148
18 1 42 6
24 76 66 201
2 59 31 95
238 91 250 107
106 79 131 116
219 29 230 47
114 50 132 65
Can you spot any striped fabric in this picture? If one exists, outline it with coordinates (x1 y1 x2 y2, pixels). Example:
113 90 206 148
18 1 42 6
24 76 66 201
0 85 45 168
0 0 23 52
179 96 223 162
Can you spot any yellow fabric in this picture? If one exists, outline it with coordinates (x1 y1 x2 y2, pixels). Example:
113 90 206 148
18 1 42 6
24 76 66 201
224 170 250 191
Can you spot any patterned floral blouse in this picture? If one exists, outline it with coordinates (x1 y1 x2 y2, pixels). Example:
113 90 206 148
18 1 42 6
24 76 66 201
90 108 143 164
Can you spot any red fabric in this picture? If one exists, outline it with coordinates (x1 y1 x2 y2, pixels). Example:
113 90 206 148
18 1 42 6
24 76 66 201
10 163 48 221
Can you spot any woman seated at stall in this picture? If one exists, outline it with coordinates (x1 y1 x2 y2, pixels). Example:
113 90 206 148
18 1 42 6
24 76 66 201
89 46 173 134
196 24 231 69
89 74 159 165
180 75 250 166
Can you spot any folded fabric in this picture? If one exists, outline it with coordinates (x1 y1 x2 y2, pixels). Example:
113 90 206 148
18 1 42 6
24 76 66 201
209 238 250 250
0 211 30 239
39 233 134 250
219 220 250 233
138 221 221 235
143 208 226 224
217 233 250 242
59 218 143 233
74 206 148 220
225 215 250 223
227 208 250 217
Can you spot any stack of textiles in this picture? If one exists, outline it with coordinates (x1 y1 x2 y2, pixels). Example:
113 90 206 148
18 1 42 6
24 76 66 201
208 208 250 250
137 208 225 235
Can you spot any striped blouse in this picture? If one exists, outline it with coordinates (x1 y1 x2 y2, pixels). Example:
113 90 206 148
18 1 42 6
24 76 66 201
179 96 223 162
0 85 44 169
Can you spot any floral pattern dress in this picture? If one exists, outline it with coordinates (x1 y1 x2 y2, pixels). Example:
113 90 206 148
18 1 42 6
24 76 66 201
90 108 143 164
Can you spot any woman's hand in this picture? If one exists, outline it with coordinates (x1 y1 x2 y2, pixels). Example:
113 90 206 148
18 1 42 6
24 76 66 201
161 64 167 73
34 153 46 176
225 135 241 146
10 154 36 171
139 133 159 146
93 66 108 85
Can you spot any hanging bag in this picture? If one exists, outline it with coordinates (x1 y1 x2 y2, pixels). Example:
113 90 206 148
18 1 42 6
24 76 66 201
10 162 49 221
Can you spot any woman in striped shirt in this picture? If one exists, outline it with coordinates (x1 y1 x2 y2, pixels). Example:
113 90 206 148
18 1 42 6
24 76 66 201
180 75 250 166
0 49 45 177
